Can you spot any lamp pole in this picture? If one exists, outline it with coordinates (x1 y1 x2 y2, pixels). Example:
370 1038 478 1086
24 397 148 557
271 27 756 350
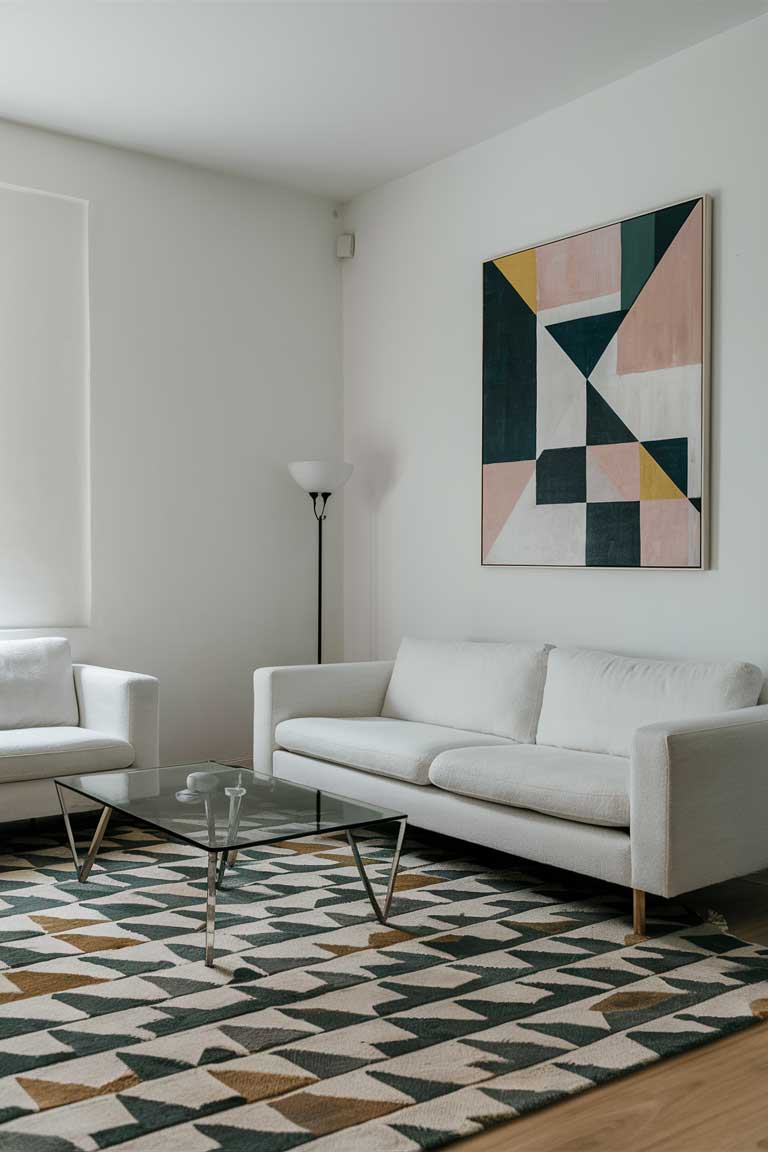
309 492 330 663
288 461 353 666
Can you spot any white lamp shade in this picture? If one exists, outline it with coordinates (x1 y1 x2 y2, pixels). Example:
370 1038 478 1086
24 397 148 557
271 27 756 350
288 459 353 494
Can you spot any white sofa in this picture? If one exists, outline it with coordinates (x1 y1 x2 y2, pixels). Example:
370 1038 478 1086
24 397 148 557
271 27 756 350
0 637 159 822
254 638 768 935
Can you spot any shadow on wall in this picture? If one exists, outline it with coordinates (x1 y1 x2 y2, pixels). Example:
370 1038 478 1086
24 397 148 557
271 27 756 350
352 444 400 659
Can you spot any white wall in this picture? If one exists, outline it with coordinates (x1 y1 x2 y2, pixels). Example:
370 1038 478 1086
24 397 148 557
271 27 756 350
0 185 89 627
342 15 768 673
0 119 342 762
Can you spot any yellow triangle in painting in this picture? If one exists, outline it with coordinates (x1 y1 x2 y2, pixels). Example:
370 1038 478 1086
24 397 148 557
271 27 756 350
639 445 685 500
494 249 536 313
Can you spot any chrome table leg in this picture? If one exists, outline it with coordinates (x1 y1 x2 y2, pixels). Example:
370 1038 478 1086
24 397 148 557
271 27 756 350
346 818 407 925
216 849 239 890
206 851 218 966
55 782 112 882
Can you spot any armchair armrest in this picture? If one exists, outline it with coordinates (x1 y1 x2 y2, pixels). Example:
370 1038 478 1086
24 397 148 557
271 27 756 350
253 660 394 774
73 664 159 770
631 704 768 897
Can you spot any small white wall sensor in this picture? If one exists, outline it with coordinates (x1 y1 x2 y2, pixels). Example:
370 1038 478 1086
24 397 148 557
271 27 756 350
336 233 355 259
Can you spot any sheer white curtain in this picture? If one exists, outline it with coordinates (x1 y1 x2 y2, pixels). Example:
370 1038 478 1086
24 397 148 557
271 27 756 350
0 183 89 627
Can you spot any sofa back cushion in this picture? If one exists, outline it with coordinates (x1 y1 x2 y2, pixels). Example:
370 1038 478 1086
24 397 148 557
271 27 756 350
537 647 764 757
381 637 549 742
0 637 78 730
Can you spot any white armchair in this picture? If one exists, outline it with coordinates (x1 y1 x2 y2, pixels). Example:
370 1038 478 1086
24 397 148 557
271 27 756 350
0 638 159 822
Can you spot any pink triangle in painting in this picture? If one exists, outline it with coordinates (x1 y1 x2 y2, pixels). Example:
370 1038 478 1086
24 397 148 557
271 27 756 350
618 200 703 374
482 460 536 559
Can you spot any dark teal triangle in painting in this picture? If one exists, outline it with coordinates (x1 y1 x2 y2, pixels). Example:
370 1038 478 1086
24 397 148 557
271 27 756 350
621 199 698 310
586 382 636 445
655 199 698 263
642 437 688 495
689 496 702 513
546 310 626 378
483 260 537 464
621 210 657 310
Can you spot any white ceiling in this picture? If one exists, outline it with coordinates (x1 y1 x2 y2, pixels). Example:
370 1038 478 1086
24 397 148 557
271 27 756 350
0 1 765 201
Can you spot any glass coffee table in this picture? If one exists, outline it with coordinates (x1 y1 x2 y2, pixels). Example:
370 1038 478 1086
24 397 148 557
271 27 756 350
54 763 407 966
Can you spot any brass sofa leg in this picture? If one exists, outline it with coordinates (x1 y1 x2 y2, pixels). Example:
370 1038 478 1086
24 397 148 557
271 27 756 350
632 888 646 937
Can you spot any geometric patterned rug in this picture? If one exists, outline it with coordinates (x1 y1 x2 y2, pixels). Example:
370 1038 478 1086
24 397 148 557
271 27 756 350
0 818 766 1151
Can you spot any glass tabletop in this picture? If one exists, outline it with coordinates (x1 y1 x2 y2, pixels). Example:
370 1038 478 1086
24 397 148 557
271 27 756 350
56 762 405 852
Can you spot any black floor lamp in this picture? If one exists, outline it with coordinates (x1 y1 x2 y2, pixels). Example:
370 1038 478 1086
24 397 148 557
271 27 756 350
289 460 353 663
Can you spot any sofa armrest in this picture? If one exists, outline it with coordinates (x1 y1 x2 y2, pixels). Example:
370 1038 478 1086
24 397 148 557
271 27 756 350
253 660 394 774
631 704 768 897
73 664 160 770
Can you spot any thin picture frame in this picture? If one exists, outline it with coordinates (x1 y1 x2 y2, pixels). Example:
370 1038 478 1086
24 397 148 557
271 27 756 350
480 193 711 571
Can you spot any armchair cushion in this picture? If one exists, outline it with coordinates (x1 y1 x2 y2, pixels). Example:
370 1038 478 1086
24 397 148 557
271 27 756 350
537 647 763 757
382 637 549 742
430 744 629 827
275 716 513 785
0 637 78 730
0 727 134 784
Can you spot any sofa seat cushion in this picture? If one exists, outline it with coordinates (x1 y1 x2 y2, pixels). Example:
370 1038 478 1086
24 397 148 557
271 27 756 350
0 727 135 784
429 744 630 827
275 716 514 785
536 647 763 757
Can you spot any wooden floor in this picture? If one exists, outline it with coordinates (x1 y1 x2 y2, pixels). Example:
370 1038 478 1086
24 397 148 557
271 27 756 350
458 869 768 1152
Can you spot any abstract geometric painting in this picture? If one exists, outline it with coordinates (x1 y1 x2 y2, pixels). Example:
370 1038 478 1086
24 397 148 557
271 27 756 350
482 197 709 567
